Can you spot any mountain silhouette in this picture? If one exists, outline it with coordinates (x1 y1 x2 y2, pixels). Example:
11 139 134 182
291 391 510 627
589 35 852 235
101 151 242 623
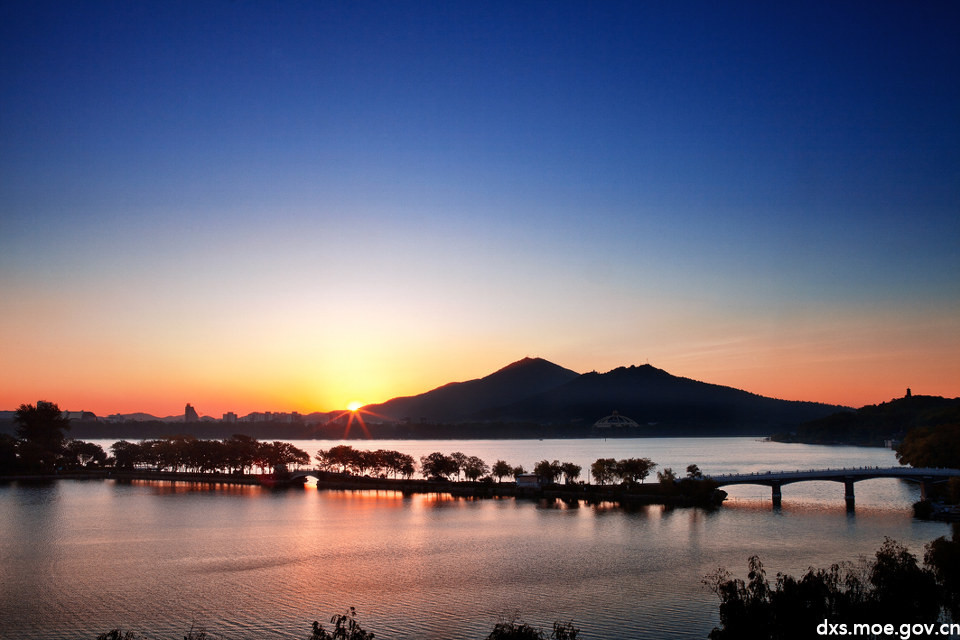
481 364 845 430
368 359 846 433
364 357 580 422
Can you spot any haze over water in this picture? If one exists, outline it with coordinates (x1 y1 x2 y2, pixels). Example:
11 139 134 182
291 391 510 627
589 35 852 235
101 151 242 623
1 438 950 639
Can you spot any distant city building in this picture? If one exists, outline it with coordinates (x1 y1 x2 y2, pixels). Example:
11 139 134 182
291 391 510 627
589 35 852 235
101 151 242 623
222 412 237 423
185 403 199 423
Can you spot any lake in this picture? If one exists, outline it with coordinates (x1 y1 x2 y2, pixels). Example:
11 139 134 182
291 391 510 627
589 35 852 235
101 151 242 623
0 437 952 639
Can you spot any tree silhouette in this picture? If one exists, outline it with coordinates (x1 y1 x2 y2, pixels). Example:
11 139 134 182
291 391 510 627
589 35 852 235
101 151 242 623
705 538 943 640
657 467 677 485
420 452 457 480
590 458 617 485
450 451 468 480
463 455 489 481
15 401 70 449
64 440 107 468
310 607 374 640
560 462 581 484
485 615 581 640
868 538 939 624
15 401 71 471
486 616 544 640
492 460 512 482
925 528 960 620
534 460 562 485
615 457 656 485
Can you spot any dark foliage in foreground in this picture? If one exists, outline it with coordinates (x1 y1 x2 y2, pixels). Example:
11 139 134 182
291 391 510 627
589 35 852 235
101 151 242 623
310 607 374 640
485 616 580 640
95 610 580 640
705 537 959 639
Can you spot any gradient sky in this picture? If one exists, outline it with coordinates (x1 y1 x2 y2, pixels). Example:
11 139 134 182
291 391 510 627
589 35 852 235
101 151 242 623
2 1 958 417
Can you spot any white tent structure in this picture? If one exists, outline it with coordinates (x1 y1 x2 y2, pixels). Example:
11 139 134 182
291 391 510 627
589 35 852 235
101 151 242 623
592 411 640 430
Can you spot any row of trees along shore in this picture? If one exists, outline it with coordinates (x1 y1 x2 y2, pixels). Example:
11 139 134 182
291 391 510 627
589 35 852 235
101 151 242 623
4 404 715 491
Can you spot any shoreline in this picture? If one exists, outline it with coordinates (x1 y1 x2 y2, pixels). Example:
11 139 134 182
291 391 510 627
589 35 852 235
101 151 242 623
0 469 725 507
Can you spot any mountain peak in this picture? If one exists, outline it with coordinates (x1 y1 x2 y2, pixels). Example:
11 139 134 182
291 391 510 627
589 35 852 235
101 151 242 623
494 357 562 374
607 363 671 377
484 357 580 383
367 357 580 422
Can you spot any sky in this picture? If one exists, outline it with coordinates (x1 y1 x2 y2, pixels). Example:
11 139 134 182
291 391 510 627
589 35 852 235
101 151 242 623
1 1 958 417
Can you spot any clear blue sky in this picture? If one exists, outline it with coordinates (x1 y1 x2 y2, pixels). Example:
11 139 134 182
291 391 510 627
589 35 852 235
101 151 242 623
2 1 958 415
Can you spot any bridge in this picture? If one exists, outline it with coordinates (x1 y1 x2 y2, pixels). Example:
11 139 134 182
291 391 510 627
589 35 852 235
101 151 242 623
707 466 960 508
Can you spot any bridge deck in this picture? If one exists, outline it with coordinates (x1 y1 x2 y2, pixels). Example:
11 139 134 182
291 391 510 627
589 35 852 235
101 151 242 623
707 466 960 486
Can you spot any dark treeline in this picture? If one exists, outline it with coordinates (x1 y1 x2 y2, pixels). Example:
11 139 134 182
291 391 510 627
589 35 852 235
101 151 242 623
2 401 720 506
706 532 960 640
111 436 310 474
315 445 416 478
772 394 960 446
0 401 314 476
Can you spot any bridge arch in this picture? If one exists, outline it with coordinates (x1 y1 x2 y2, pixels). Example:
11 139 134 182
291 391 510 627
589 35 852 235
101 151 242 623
708 467 960 509
287 471 320 483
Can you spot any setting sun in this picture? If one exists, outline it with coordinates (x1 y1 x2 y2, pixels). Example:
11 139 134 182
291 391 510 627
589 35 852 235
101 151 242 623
346 401 364 412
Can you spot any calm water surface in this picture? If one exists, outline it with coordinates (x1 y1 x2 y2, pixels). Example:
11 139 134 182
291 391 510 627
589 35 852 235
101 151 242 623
0 438 951 639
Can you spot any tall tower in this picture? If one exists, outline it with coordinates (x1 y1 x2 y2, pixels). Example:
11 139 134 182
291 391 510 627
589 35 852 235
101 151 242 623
185 403 199 423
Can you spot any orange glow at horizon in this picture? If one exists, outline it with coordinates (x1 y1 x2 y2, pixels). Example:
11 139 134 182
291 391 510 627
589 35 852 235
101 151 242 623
1 347 957 417
0 302 957 415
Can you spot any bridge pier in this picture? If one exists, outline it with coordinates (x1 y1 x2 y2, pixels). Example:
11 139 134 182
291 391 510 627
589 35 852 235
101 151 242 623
844 480 855 511
771 481 782 507
921 480 933 501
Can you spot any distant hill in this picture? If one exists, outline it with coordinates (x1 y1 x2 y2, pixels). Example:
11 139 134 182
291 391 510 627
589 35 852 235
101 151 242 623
111 412 181 423
363 359 846 435
774 394 960 446
365 357 581 423
474 364 846 433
